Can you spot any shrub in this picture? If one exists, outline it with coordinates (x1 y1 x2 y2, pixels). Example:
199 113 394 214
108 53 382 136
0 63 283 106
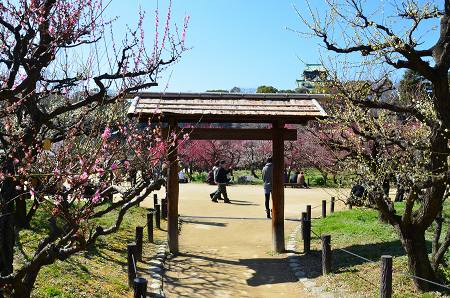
191 172 207 182
313 176 326 185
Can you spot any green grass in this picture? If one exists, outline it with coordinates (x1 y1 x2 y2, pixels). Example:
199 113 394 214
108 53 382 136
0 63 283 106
303 203 450 297
15 203 167 298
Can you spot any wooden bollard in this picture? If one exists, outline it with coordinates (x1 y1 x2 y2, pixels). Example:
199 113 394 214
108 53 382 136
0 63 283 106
135 226 143 261
321 235 331 275
127 243 137 287
330 197 335 213
348 203 353 210
301 212 308 240
161 198 167 219
380 255 392 298
153 194 158 208
307 178 310 186
306 205 311 221
304 217 311 254
322 200 327 218
155 204 161 229
133 277 148 298
147 212 154 242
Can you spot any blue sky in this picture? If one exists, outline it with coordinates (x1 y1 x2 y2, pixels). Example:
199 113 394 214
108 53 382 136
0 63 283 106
106 0 440 92
107 0 319 92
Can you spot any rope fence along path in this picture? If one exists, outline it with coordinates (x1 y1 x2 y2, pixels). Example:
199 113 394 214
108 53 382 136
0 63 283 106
306 209 450 295
397 270 450 291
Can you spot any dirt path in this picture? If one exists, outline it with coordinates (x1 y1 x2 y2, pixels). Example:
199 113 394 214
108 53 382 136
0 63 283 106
141 184 349 298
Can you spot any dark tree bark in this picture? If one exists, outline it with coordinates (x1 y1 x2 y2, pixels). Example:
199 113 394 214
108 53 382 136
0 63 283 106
0 176 16 277
432 211 443 255
14 193 28 229
399 225 438 291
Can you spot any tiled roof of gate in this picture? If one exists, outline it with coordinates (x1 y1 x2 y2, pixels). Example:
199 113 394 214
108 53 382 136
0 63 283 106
127 92 327 123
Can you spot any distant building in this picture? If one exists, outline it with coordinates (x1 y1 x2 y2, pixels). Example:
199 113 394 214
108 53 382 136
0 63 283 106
296 64 328 93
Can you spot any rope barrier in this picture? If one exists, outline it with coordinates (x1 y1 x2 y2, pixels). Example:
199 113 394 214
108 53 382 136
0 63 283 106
336 248 377 264
352 272 379 288
394 270 450 291
308 210 450 292
337 198 347 204
311 228 320 238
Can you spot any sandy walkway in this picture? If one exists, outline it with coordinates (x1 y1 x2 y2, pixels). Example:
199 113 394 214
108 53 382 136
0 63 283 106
141 184 349 298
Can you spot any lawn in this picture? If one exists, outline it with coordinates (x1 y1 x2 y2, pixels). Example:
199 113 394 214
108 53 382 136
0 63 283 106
299 203 450 298
15 203 166 298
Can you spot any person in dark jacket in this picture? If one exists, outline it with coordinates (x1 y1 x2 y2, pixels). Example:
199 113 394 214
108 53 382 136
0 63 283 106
262 157 273 218
212 160 231 203
209 160 223 200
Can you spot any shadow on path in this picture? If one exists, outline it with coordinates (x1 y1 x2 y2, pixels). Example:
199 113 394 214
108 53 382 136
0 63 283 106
180 219 227 227
228 199 259 206
164 251 297 297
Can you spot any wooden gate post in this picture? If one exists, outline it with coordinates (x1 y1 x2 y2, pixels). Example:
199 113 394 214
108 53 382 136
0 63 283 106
167 118 179 254
322 200 327 218
321 234 331 274
135 226 143 261
147 211 153 242
127 243 137 287
153 194 158 208
380 255 392 298
301 212 307 240
133 277 148 298
272 121 285 253
155 204 161 229
306 205 312 221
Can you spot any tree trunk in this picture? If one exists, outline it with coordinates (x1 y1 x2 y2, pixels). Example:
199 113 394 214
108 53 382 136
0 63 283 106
14 193 28 229
11 268 40 298
400 226 439 292
0 177 16 277
250 168 259 179
432 211 443 255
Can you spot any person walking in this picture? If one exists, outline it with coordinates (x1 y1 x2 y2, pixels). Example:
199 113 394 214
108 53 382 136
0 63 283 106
209 160 222 200
262 157 273 218
212 160 231 203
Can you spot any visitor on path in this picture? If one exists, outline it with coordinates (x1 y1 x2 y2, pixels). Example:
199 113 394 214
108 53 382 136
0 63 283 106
297 171 309 188
209 160 223 200
178 170 188 183
290 171 299 184
211 160 231 203
262 157 273 218
349 181 366 206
